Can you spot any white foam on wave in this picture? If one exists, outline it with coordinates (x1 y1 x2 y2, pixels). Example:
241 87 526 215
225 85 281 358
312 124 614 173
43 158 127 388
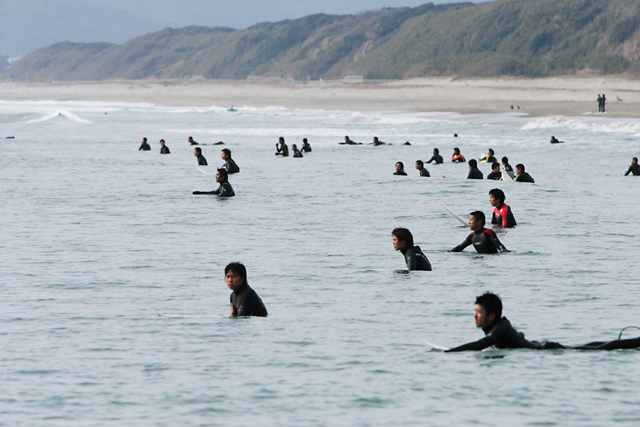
25 110 92 124
522 115 640 135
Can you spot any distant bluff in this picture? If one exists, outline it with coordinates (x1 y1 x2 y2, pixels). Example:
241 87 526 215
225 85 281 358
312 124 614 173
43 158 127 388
4 0 640 81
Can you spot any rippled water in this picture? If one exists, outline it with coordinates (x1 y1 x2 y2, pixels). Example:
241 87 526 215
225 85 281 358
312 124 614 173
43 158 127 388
2 101 640 426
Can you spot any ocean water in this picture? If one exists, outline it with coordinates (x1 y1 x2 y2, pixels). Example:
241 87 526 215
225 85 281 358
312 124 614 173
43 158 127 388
1 100 640 426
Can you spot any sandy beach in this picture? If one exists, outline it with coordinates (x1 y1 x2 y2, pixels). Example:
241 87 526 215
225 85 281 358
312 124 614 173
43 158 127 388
1 76 640 117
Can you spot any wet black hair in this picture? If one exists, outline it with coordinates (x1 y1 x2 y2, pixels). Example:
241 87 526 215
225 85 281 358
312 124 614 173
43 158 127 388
470 210 486 227
194 147 202 154
416 160 424 167
488 148 495 155
142 137 147 142
633 157 638 163
469 159 478 168
434 148 440 155
303 138 308 143
279 136 285 143
489 188 505 203
222 148 231 156
501 156 509 163
476 292 502 319
396 161 404 169
392 227 414 248
492 162 500 170
516 163 525 172
453 147 460 154
217 168 229 180
225 262 247 284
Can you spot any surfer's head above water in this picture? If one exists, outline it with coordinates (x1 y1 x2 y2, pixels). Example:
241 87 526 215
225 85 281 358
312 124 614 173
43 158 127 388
474 292 502 327
225 262 247 292
469 211 486 230
392 227 414 250
489 188 506 206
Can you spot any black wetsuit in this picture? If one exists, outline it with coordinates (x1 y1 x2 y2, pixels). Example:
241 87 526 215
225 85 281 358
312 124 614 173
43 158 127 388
427 155 444 164
446 317 640 352
487 171 501 180
276 143 289 156
394 171 407 176
491 203 517 228
160 146 170 154
223 158 240 174
625 164 640 176
190 140 199 145
230 283 267 317
418 167 430 177
193 181 235 197
197 155 208 166
401 246 432 271
451 227 509 253
139 142 151 151
516 172 535 183
301 143 312 152
467 168 483 180
293 148 303 158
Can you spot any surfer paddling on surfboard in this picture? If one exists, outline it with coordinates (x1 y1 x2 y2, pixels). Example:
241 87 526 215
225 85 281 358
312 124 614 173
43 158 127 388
445 292 640 352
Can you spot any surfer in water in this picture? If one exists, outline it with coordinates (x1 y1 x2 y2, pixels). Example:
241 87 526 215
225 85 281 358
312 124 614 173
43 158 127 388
489 188 516 228
426 148 444 164
275 137 289 156
487 162 501 180
193 168 235 197
515 164 535 183
478 148 497 163
221 148 239 174
225 262 267 317
467 159 483 180
501 157 514 179
292 144 303 157
188 136 199 146
625 157 640 176
159 139 170 154
372 136 387 146
194 147 207 165
394 162 407 176
342 135 359 145
301 138 312 153
415 160 430 177
392 228 432 271
445 292 640 352
451 211 509 254
452 147 466 163
138 137 151 151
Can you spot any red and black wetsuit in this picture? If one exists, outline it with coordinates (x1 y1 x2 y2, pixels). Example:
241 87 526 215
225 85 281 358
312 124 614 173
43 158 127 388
451 228 509 253
491 203 517 228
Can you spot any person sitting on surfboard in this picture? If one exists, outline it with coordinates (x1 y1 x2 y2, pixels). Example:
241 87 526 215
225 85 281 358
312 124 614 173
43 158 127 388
392 228 432 271
159 139 170 154
225 262 267 317
194 147 207 165
515 164 535 183
501 157 514 179
451 211 509 254
415 160 430 177
625 157 640 176
393 162 407 176
478 148 497 163
193 168 235 197
275 137 289 156
452 147 466 163
138 137 150 151
445 292 640 352
426 148 444 164
467 159 483 180
221 149 239 174
487 162 501 180
489 189 516 228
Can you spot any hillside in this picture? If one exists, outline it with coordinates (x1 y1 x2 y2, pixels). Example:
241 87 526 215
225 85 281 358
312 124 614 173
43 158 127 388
4 0 640 81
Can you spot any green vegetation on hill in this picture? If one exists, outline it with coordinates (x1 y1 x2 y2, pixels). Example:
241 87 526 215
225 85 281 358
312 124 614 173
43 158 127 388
5 0 640 81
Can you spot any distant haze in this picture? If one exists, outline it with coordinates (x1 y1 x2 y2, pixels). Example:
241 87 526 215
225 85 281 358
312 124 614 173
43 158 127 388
0 0 492 57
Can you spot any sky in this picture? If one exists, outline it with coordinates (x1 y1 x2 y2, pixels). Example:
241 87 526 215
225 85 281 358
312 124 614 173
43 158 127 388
0 0 493 58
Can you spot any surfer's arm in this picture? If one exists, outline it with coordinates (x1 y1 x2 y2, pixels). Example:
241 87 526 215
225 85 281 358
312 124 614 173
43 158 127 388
446 335 499 352
451 235 472 252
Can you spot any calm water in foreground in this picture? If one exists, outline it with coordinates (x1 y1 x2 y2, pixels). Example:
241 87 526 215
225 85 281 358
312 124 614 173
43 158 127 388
1 101 640 426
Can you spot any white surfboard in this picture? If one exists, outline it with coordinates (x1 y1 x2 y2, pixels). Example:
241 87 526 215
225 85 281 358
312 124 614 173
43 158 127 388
195 165 212 174
443 202 468 226
417 338 449 351
501 169 514 181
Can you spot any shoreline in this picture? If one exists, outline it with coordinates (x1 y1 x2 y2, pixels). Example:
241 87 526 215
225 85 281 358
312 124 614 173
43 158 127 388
1 76 639 118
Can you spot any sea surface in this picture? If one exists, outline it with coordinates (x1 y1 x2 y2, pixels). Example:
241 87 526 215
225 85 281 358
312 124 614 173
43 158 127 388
1 100 640 426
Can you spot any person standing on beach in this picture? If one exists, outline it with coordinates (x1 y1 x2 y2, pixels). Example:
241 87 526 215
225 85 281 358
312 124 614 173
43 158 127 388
138 137 150 151
601 93 606 113
194 147 207 165
275 137 289 156
625 157 640 176
159 139 170 154
467 159 483 179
